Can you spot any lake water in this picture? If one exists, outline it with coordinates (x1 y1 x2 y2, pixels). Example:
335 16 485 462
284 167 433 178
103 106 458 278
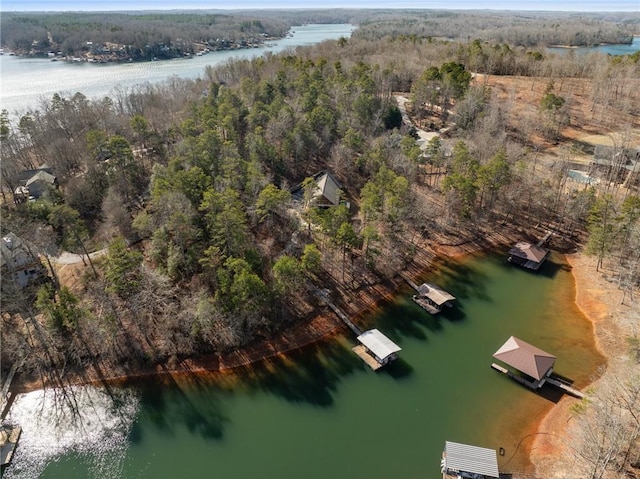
0 23 355 116
548 36 640 56
4 252 604 478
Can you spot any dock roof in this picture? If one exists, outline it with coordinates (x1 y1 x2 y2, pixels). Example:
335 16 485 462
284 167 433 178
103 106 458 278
508 242 549 263
443 441 499 478
417 283 455 305
493 336 556 381
357 329 401 360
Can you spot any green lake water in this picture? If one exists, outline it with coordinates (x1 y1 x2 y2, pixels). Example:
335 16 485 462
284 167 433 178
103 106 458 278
5 252 604 478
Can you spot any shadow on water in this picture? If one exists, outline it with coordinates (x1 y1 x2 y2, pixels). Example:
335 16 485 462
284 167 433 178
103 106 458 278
124 337 387 444
537 384 565 404
374 299 434 340
382 358 414 380
496 249 570 280
439 303 466 322
244 340 364 408
128 373 231 443
537 259 571 279
430 255 492 302
493 372 564 404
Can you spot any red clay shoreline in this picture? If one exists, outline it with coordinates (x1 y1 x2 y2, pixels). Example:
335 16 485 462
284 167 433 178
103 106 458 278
13 233 587 476
14 235 494 394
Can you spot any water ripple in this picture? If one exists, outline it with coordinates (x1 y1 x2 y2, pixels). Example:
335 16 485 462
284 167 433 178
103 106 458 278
3 385 139 479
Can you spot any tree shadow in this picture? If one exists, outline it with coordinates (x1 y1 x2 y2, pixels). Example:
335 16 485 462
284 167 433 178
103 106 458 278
430 255 492 303
126 371 231 444
242 340 363 408
374 298 434 341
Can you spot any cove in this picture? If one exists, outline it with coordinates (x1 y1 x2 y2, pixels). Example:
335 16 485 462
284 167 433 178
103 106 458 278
4 251 604 478
548 36 640 56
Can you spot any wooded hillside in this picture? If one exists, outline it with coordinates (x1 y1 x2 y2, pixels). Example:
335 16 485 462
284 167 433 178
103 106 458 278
1 13 639 476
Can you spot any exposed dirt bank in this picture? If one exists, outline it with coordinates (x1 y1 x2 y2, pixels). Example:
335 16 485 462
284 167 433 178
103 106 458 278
530 253 639 479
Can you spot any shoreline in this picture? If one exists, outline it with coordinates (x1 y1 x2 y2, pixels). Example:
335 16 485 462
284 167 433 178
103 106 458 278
530 252 636 478
9 230 589 475
13 228 517 394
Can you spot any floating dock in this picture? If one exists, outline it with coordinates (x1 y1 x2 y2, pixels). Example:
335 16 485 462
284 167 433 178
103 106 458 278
491 363 542 390
352 345 382 371
1 424 22 468
322 294 400 371
412 295 440 314
400 273 455 314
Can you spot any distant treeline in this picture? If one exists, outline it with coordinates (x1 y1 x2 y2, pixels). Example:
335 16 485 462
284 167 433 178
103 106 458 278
0 12 294 60
2 9 638 61
352 10 639 47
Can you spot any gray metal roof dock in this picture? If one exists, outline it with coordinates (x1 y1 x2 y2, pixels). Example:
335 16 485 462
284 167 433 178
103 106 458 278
442 440 499 478
356 329 401 363
417 283 455 306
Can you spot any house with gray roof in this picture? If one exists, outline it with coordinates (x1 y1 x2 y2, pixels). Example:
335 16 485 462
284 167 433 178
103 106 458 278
1 232 46 289
14 165 58 201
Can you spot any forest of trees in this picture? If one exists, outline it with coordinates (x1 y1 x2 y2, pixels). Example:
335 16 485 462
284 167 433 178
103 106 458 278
1 11 639 477
0 11 292 60
2 9 639 61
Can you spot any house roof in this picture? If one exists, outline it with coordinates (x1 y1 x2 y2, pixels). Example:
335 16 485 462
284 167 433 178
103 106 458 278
357 329 401 360
493 336 556 381
417 283 455 305
313 171 341 206
593 145 640 172
1 232 34 269
443 441 499 478
18 166 54 184
25 170 56 186
508 242 549 263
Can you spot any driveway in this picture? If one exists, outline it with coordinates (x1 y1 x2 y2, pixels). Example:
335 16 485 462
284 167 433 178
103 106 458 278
54 249 107 265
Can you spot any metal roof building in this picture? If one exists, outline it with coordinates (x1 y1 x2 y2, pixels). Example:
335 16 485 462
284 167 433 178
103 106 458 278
442 441 499 478
493 336 556 381
507 241 549 270
356 329 401 362
417 283 455 306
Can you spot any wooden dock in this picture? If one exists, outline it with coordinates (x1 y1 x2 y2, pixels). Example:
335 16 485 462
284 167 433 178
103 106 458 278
546 377 585 399
411 295 440 314
352 345 382 371
399 272 420 292
326 302 362 336
319 290 400 371
537 231 553 247
1 424 22 467
492 363 585 398
491 363 540 390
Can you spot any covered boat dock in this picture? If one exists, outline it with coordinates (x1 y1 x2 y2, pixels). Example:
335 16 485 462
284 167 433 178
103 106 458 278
412 282 455 314
353 329 401 371
491 336 556 389
507 241 550 271
441 440 499 479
